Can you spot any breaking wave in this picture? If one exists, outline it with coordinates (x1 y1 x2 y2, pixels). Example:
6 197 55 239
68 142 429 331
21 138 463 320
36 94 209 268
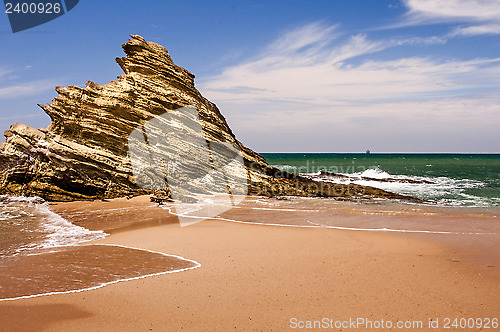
0 195 106 257
304 167 500 208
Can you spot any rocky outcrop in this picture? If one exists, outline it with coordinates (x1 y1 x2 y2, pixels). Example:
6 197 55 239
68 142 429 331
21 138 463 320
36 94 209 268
0 35 419 202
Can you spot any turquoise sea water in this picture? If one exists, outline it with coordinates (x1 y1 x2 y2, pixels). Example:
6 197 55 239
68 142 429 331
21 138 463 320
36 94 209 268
262 153 500 208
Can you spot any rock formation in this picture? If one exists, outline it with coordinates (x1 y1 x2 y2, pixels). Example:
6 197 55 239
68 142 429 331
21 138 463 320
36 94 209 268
0 35 418 202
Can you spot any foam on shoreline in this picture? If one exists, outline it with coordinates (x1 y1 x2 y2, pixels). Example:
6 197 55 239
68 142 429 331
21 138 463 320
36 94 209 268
0 243 201 302
0 195 106 257
161 195 500 235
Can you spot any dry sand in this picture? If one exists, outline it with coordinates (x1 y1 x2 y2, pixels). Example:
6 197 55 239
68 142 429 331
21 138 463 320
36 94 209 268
0 196 499 331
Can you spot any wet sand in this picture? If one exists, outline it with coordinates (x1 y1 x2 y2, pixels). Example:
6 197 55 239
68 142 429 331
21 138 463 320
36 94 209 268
0 196 499 331
0 244 199 300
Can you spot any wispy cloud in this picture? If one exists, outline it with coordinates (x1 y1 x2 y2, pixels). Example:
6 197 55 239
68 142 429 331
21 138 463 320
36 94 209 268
449 23 500 36
0 66 56 99
205 91 500 153
266 22 341 56
0 79 56 99
401 0 500 36
403 0 500 23
0 113 45 122
0 68 14 80
199 22 500 152
201 23 500 104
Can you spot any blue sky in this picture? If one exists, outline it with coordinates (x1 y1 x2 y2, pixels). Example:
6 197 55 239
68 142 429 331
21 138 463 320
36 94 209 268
1 0 499 152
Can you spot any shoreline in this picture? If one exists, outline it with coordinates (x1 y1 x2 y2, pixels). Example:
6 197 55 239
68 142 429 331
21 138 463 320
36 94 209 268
1 196 499 330
0 243 200 302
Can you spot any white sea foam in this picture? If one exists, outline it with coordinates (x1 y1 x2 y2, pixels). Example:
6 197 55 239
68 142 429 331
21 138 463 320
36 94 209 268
0 195 107 256
35 203 107 250
164 205 495 235
358 168 391 179
161 197 497 235
303 167 494 208
234 206 320 212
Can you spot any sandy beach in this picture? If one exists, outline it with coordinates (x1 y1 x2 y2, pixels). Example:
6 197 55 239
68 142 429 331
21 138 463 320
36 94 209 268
0 196 498 331
2 1 499 330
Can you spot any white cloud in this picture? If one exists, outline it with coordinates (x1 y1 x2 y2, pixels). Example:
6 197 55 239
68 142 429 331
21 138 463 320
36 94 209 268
0 66 57 99
0 113 44 121
201 24 500 104
199 23 500 152
210 93 500 153
402 0 500 36
450 24 500 36
404 0 500 23
0 80 55 99
266 22 341 56
0 68 14 79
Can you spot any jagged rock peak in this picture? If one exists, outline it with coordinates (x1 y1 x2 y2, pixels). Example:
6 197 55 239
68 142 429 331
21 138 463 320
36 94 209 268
116 35 195 87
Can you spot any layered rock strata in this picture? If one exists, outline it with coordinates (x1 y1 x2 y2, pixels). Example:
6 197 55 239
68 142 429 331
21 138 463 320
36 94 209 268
0 35 418 202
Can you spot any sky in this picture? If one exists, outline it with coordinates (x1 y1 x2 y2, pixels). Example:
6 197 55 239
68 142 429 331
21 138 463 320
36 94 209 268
1 0 499 153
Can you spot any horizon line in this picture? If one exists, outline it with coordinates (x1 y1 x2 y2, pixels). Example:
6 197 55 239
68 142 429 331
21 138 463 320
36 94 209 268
259 152 500 154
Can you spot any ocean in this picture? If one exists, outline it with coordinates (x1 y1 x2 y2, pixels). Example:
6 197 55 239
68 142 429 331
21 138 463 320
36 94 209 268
1 153 499 260
1 153 499 299
262 153 500 208
0 195 105 258
0 196 199 300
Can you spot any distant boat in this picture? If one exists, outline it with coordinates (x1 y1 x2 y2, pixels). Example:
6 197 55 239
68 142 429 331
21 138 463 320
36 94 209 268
365 149 371 154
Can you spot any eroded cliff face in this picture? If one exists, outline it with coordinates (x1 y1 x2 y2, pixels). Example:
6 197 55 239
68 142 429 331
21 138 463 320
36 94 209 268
0 35 415 202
